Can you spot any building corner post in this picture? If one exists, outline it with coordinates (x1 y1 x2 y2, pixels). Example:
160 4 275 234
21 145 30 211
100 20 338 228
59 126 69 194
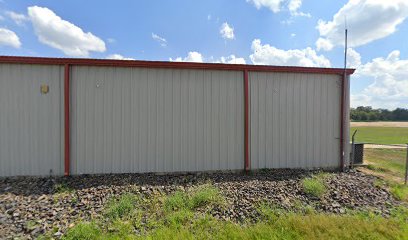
340 73 351 172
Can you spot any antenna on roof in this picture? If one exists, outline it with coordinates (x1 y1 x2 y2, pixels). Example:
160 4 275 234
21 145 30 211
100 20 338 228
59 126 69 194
344 16 348 70
341 16 348 172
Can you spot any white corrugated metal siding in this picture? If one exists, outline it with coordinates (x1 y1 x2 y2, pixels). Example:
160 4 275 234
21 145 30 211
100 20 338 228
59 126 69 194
0 64 64 176
249 72 341 169
0 60 350 176
70 66 244 174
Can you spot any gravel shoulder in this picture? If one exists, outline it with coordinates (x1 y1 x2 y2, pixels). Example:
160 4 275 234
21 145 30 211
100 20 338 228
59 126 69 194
350 121 408 127
364 144 406 149
0 170 405 239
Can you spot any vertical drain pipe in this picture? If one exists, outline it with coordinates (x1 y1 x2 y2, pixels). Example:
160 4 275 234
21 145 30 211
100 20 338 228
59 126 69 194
64 64 70 176
340 75 345 171
244 69 250 172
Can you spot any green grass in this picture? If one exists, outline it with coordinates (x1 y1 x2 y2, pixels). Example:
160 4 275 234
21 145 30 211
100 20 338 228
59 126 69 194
105 193 139 219
350 127 408 144
301 174 327 198
164 209 195 227
189 184 224 209
164 191 189 212
56 182 408 240
63 222 101 240
164 184 224 212
364 148 408 202
62 204 408 240
390 185 408 201
365 148 406 177
54 182 74 194
374 179 408 202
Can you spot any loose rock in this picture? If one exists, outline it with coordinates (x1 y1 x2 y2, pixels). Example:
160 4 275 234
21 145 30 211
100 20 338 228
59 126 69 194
0 169 404 239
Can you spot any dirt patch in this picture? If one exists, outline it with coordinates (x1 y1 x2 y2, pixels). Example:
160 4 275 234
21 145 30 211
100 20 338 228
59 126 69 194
364 144 406 149
351 122 408 127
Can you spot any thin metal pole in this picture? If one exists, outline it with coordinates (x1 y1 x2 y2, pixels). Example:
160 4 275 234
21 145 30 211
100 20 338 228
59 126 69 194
405 143 408 185
344 29 348 70
351 130 357 169
340 28 348 172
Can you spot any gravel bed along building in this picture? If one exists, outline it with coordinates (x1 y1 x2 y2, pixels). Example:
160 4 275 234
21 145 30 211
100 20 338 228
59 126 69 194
0 169 403 239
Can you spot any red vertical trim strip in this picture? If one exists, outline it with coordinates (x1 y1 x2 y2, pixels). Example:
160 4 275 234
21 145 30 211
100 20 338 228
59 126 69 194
244 70 250 172
64 64 70 176
339 75 345 171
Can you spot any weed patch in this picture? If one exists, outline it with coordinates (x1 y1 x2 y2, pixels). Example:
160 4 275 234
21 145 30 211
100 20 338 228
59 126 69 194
105 193 139 219
63 222 101 240
164 184 224 212
390 184 408 201
54 182 73 194
164 191 189 212
165 209 195 227
302 175 327 198
189 184 224 209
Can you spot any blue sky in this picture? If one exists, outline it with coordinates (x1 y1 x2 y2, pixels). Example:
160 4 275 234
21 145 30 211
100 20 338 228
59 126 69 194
0 0 407 109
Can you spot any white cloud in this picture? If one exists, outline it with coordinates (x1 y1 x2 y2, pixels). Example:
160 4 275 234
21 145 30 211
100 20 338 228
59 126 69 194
170 52 245 64
27 6 106 57
288 0 311 17
107 38 116 43
216 55 246 64
250 39 331 67
247 0 310 16
290 33 296 37
0 28 21 48
351 50 408 109
288 0 301 12
316 0 408 51
170 51 203 62
347 48 361 68
6 11 28 26
106 54 135 60
151 33 167 47
316 37 334 51
247 0 283 13
207 14 212 20
220 22 234 40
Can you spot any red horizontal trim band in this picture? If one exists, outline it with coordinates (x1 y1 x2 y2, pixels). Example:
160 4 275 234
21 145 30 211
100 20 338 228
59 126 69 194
0 56 355 75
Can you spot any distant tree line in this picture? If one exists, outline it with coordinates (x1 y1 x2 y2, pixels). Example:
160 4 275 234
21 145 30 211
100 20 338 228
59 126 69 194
350 106 408 121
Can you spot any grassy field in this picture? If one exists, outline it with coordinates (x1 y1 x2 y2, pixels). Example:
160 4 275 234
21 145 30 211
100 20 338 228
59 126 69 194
362 148 408 201
348 122 408 201
350 126 408 144
365 149 406 177
353 123 408 201
40 184 408 240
